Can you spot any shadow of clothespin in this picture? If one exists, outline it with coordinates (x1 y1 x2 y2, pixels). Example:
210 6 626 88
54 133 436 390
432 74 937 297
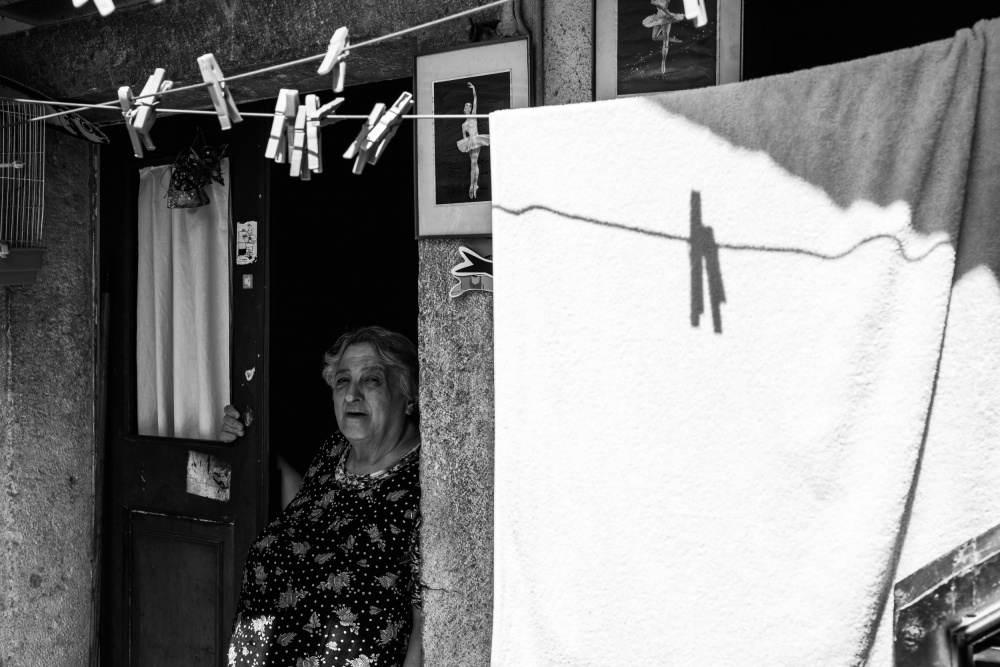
689 190 725 333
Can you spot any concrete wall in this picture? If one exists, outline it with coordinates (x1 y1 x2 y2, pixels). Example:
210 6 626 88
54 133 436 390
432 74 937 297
416 5 592 665
0 0 593 664
0 132 97 667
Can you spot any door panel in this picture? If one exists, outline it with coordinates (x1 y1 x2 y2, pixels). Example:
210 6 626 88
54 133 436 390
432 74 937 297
100 110 271 667
127 511 234 667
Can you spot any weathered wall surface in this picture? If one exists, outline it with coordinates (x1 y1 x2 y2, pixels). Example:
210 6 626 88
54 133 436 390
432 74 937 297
418 240 496 667
0 131 96 667
543 0 593 104
416 5 592 665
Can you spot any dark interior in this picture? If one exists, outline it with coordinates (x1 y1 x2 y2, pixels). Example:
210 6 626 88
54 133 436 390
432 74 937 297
267 77 418 476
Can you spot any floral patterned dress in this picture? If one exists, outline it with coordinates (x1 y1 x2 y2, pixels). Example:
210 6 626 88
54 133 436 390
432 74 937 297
228 433 421 667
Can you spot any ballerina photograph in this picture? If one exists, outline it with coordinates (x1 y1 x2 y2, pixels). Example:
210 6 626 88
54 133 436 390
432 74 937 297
431 70 510 206
456 82 491 199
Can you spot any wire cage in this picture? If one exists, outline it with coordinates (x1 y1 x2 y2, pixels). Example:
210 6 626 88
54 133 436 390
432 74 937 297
0 99 45 286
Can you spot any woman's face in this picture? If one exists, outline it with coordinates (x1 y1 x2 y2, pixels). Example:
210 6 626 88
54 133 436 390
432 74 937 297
332 343 410 447
464 102 472 114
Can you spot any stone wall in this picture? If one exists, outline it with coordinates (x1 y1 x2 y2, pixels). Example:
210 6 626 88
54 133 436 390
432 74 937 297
0 131 97 667
416 4 592 664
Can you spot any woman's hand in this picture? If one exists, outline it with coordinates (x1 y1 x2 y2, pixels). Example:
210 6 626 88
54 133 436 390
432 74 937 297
219 404 245 442
467 82 475 90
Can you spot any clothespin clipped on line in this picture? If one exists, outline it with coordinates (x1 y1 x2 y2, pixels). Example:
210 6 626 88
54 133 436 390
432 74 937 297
318 27 350 93
265 89 299 164
343 103 386 175
682 0 708 27
284 95 347 179
72 0 164 17
306 97 345 174
72 0 116 16
198 54 242 130
119 68 174 159
362 92 414 167
289 101 311 181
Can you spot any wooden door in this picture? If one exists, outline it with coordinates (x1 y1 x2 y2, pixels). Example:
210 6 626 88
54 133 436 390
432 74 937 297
99 111 271 667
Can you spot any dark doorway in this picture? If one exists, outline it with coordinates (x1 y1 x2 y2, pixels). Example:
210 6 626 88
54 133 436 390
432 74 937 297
266 76 419 485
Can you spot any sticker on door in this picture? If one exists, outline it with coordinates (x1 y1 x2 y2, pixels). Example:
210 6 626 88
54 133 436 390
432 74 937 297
186 451 232 502
236 221 258 265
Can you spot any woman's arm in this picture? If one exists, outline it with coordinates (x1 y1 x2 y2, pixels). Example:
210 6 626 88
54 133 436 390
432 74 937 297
275 454 303 508
468 82 478 114
403 606 423 667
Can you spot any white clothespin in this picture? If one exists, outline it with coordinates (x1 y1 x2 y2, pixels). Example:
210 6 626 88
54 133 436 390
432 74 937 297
305 96 345 174
197 54 243 130
362 92 413 166
318 27 350 93
264 89 299 164
289 104 311 181
128 68 173 157
72 0 117 17
682 0 708 27
117 87 143 158
343 103 386 175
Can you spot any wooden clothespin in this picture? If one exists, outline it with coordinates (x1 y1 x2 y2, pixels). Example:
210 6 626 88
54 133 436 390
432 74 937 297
682 0 708 27
318 27 350 93
304 96 345 174
127 68 173 158
264 89 299 164
117 87 141 157
197 54 242 130
72 0 116 17
342 103 386 175
289 104 311 181
363 91 413 166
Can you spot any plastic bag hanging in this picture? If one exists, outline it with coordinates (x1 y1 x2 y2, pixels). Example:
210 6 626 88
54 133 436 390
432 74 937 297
166 130 227 209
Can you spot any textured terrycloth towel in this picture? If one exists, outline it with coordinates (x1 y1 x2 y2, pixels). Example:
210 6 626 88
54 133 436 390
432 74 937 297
490 18 999 667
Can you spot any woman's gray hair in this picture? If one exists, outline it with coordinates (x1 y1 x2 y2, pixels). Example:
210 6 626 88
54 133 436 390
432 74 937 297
321 326 419 422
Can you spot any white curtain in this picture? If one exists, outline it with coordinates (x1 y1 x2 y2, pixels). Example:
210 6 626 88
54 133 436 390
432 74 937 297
136 160 230 440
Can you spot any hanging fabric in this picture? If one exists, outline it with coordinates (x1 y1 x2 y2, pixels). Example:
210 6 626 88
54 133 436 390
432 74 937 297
136 159 230 440
489 17 1000 667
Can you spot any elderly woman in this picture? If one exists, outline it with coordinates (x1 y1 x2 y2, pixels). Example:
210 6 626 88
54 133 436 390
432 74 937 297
220 326 422 667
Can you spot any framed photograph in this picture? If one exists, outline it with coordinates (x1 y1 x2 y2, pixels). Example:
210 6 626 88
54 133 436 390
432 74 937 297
594 0 743 101
415 36 532 238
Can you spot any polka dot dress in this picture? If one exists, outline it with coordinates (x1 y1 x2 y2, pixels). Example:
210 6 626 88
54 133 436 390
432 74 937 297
228 433 421 667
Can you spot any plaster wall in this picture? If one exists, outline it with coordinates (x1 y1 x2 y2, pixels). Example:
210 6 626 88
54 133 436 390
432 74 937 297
416 6 592 665
0 131 97 667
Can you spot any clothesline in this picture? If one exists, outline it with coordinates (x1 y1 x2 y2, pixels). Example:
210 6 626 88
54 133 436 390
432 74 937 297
0 98 489 120
7 0 512 127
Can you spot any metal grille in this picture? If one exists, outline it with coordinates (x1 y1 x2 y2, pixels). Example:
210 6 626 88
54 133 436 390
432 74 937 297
0 100 45 248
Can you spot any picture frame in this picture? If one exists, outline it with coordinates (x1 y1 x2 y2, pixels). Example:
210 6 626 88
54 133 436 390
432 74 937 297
414 36 532 239
593 0 743 101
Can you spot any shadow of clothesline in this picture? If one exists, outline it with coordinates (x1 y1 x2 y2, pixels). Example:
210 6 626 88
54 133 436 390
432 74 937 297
491 203 954 263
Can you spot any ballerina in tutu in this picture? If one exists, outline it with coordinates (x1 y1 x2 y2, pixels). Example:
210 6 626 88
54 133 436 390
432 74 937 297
456 82 490 199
